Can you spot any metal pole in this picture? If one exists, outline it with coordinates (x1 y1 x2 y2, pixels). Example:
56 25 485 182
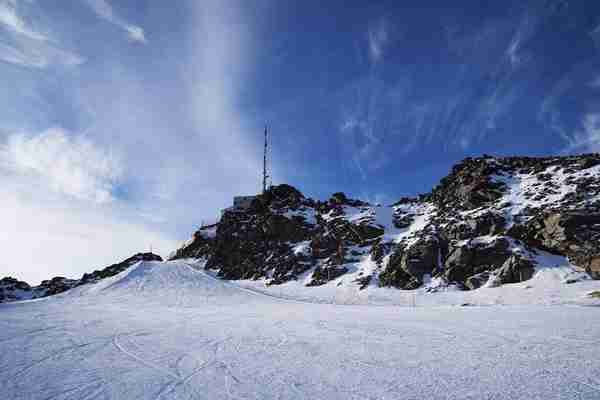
262 125 268 194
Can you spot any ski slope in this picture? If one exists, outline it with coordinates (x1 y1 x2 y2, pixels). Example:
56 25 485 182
2 261 600 399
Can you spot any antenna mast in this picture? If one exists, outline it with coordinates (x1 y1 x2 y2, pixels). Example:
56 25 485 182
262 125 269 194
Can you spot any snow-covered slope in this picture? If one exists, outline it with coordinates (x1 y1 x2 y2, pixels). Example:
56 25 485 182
66 260 267 307
2 260 600 400
0 253 163 304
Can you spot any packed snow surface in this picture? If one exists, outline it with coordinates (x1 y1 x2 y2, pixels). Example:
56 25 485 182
2 260 600 400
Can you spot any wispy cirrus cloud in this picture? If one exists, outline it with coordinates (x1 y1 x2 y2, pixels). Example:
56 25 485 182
591 22 600 36
505 14 537 70
0 0 84 68
2 128 122 203
0 0 271 283
0 38 85 68
336 19 395 179
506 30 522 69
0 0 46 41
563 112 600 153
339 9 540 178
63 0 269 226
338 77 393 179
84 0 146 43
367 18 389 64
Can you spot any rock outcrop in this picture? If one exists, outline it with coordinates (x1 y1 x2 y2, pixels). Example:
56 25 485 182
171 153 600 291
80 252 163 285
0 277 37 303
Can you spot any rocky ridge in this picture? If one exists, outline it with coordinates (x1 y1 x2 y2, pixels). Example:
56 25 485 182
171 154 600 290
0 253 162 303
3 154 599 304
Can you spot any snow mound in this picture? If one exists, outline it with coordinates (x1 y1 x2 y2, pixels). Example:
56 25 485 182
64 260 269 306
90 261 202 292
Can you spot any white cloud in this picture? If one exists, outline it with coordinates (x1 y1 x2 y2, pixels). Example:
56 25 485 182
506 31 522 68
367 19 389 63
2 128 122 203
0 40 45 67
0 39 85 68
0 185 177 284
538 76 572 142
84 0 147 43
0 128 176 285
0 0 47 41
338 78 394 179
0 0 84 68
184 0 264 187
505 13 537 70
0 0 269 284
564 113 600 153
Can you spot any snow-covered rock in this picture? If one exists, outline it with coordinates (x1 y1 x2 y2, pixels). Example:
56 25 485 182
170 154 600 292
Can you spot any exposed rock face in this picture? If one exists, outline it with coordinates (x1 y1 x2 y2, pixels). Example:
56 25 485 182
168 226 216 260
430 155 505 210
0 277 35 303
80 253 163 285
168 154 600 291
39 277 79 296
206 196 316 282
171 185 385 287
380 235 443 289
510 212 600 279
496 254 536 285
0 252 163 303
443 237 511 283
464 272 493 290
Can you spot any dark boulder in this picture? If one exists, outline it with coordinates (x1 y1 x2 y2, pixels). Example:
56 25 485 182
329 192 369 207
464 272 492 290
442 211 506 241
39 277 78 296
495 254 536 284
510 212 600 278
379 235 444 289
264 184 305 209
0 277 33 303
444 237 511 284
307 264 348 286
0 277 31 291
354 274 373 290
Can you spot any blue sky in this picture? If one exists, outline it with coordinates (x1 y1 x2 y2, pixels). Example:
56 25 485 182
1 0 600 282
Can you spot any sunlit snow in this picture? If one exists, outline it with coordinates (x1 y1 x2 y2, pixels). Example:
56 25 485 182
2 260 600 399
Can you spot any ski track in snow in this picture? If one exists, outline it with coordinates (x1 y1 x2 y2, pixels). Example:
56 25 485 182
1 260 600 399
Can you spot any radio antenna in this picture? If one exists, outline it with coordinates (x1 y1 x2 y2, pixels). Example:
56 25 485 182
262 124 270 194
